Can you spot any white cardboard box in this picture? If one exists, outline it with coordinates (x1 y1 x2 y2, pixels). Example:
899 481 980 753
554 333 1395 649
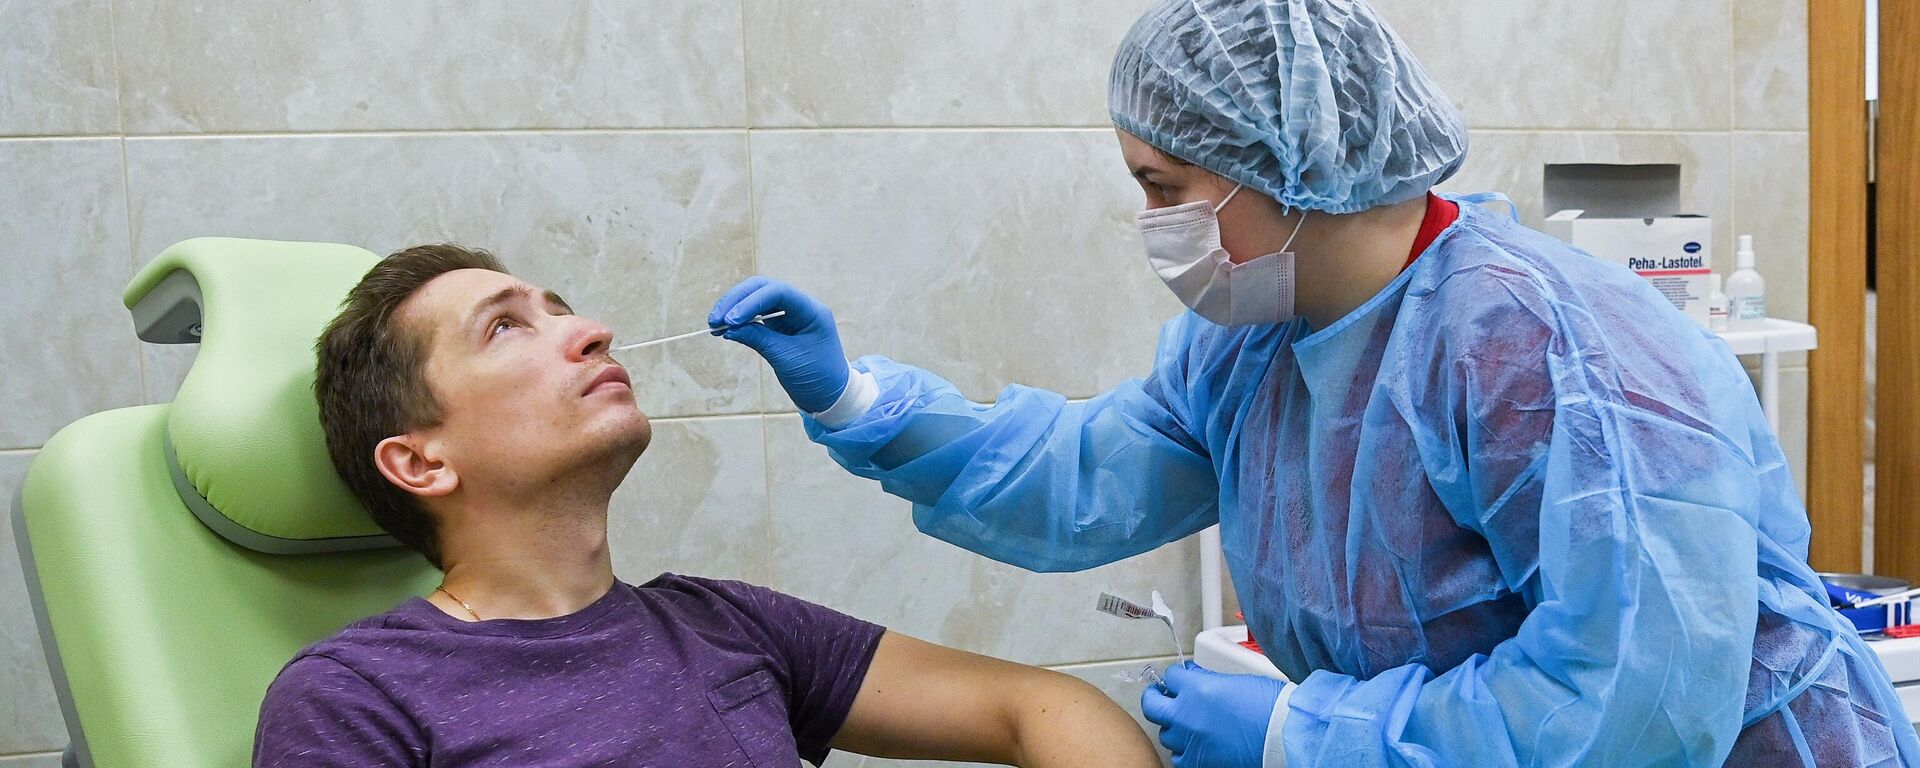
1544 210 1713 325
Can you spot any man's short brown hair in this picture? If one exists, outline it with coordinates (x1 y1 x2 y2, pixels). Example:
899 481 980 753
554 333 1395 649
314 244 507 569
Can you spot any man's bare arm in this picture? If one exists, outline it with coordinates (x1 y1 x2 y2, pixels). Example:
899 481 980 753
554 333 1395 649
831 631 1161 767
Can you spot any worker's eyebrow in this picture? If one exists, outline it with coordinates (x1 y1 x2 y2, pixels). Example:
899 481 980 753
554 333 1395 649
543 289 572 314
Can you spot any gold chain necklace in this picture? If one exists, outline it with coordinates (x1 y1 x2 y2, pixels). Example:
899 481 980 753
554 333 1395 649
434 585 483 622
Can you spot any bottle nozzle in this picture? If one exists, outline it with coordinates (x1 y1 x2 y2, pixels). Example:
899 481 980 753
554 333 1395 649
1736 235 1756 271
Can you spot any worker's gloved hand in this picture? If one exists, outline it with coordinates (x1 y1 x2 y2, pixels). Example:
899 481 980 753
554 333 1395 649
710 277 850 414
1141 662 1287 768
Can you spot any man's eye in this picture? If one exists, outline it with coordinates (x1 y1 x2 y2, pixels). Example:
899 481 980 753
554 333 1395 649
489 317 520 338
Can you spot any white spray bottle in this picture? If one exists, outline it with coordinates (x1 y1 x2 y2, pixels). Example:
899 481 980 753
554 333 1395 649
1727 235 1767 331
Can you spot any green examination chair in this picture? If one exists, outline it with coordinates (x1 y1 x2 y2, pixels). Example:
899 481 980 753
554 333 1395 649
10 238 437 767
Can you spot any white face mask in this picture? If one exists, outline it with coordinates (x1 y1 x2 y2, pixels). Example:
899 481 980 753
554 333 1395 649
1136 184 1309 327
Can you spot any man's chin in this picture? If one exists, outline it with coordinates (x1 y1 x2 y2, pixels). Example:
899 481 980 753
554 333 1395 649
619 419 652 458
590 395 648 428
599 410 652 460
558 402 651 468
554 420 651 490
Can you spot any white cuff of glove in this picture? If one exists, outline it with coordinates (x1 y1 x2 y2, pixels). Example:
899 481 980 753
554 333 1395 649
1263 683 1295 768
811 365 878 429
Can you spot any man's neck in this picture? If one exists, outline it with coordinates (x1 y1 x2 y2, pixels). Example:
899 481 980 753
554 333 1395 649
429 488 620 622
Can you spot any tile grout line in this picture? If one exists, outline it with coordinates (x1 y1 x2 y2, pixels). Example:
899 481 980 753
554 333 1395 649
755 413 778 587
1728 0 1738 278
734 0 756 137
0 127 1816 144
118 140 147 404
103 126 1110 139
733 0 779 590
733 0 775 428
105 0 125 137
105 0 150 405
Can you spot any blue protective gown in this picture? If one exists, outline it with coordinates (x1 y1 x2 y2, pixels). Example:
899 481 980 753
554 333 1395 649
805 199 1920 766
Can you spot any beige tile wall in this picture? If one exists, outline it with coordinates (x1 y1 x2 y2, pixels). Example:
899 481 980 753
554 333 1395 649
0 0 117 137
111 0 749 132
0 0 1809 761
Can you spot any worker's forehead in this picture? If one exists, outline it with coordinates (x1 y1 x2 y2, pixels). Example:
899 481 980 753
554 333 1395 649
1117 130 1165 167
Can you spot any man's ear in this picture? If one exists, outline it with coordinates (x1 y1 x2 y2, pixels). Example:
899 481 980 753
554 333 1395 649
374 433 458 498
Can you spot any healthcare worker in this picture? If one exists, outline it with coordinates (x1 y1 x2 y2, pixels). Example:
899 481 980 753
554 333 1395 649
712 0 1920 765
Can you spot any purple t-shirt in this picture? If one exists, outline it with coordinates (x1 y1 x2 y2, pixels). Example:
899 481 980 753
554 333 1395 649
252 574 884 767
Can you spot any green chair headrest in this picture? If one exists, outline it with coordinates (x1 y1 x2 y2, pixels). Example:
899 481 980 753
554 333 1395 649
123 238 397 553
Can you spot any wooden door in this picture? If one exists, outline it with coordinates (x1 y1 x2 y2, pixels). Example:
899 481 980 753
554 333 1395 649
1875 1 1920 578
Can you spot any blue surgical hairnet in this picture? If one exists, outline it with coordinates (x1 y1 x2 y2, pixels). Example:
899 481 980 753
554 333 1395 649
1110 0 1469 214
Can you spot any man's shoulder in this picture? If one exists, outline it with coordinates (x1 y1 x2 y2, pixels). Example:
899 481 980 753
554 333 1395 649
636 573 830 616
630 572 780 625
634 573 879 641
256 631 428 766
638 571 768 602
272 599 436 682
257 648 411 743
265 652 378 698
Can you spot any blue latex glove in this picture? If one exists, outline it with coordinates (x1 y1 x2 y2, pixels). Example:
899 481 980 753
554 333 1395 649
709 277 850 414
1141 662 1287 768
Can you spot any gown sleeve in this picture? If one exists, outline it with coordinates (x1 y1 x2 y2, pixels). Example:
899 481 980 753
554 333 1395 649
804 315 1223 573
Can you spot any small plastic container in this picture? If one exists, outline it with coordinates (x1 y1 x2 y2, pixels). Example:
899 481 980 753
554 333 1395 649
1727 235 1768 331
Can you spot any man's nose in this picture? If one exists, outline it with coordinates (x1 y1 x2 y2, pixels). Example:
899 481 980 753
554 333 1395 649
568 319 614 361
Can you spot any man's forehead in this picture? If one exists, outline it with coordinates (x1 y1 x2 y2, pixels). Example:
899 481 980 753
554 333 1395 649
403 268 523 321
395 269 532 348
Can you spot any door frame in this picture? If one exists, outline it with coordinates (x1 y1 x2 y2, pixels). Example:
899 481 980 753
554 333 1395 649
1807 1 1870 572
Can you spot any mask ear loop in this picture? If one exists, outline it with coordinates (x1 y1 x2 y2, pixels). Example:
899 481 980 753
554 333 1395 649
1280 208 1310 252
1211 183 1245 214
1218 187 1310 252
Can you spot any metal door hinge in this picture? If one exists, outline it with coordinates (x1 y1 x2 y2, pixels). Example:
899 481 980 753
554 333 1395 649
1870 99 1880 184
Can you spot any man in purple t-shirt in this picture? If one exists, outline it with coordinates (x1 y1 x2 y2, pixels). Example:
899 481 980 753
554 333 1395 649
256 244 1162 767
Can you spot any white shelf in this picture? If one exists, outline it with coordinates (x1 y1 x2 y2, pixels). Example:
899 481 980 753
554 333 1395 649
1714 318 1817 357
1868 635 1920 683
1194 626 1287 681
